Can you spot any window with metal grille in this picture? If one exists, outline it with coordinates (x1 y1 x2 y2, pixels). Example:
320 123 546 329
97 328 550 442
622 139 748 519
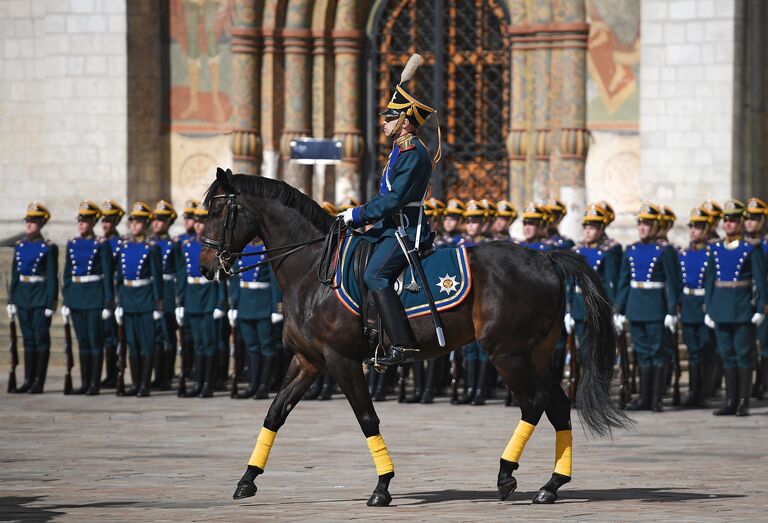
370 0 510 201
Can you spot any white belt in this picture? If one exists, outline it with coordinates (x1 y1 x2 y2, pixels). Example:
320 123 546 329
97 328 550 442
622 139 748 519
163 274 175 282
683 287 705 296
187 276 210 285
240 281 270 290
124 278 151 287
72 274 102 283
630 281 664 289
19 275 46 283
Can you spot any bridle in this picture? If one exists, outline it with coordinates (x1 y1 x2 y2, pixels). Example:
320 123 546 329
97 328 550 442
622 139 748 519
200 192 248 275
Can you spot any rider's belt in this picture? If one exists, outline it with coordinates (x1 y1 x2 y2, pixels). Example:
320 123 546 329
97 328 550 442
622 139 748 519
124 278 151 287
19 275 46 283
630 281 664 289
162 274 175 282
715 280 750 288
573 285 582 294
187 276 209 285
72 274 102 283
683 287 705 296
240 281 269 290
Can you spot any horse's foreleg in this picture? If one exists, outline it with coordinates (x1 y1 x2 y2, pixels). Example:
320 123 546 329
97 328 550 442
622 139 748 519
233 353 321 500
325 353 394 507
535 378 573 504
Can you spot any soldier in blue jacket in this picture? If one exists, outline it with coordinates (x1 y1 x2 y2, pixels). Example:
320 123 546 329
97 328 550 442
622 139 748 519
229 238 283 399
705 199 767 417
491 200 517 241
678 207 715 408
518 202 554 251
114 202 163 397
615 202 679 412
176 206 226 397
434 199 465 248
175 199 199 381
543 198 575 250
338 58 439 367
149 200 179 390
743 197 768 399
98 200 125 388
61 201 113 395
8 202 58 394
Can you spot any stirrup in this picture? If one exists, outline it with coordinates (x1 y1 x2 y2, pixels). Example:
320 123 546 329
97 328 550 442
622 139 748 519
367 345 418 372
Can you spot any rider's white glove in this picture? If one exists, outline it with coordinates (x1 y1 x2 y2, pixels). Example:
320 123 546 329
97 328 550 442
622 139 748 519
61 305 70 320
114 306 124 325
101 308 112 320
338 208 355 226
704 314 715 329
271 312 284 324
213 308 225 320
44 308 53 318
7 304 17 319
563 312 575 335
175 307 184 325
664 314 676 332
227 308 238 327
613 313 625 333
751 312 765 327
152 310 162 321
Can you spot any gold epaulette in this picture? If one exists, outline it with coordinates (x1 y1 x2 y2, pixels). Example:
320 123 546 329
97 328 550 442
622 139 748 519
395 133 416 152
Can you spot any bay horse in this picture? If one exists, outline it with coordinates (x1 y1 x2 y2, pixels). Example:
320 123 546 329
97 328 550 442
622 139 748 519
199 169 630 506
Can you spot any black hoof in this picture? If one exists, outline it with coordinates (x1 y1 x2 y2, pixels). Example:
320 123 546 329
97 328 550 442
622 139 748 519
233 480 257 500
366 489 392 507
532 489 557 504
497 477 517 501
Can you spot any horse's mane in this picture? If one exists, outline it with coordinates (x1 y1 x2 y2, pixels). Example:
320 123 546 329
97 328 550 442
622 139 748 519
204 174 335 233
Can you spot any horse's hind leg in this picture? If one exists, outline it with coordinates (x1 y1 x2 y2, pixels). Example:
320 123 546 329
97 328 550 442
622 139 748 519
534 378 573 504
233 353 321 499
325 351 394 507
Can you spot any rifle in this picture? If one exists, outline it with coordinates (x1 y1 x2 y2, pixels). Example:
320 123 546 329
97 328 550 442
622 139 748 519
617 326 632 408
8 311 18 393
115 319 127 396
672 322 681 406
63 315 74 395
450 350 460 404
229 322 239 398
563 330 578 399
177 320 187 397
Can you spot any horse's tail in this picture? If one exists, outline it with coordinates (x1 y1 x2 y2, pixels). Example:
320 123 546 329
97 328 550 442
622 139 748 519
547 250 632 438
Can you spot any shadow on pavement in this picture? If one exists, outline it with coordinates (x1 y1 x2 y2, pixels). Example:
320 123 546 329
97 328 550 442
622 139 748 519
0 496 139 522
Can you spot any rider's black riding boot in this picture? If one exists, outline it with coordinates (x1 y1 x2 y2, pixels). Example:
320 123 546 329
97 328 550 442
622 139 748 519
124 353 141 396
199 355 215 398
184 353 204 397
28 351 49 394
369 288 418 367
137 355 152 397
713 367 738 415
405 362 423 403
237 352 260 399
319 372 334 401
651 365 666 412
87 350 103 395
15 348 37 393
457 360 477 405
73 352 92 395
256 355 275 399
625 366 652 411
735 367 752 416
472 361 489 406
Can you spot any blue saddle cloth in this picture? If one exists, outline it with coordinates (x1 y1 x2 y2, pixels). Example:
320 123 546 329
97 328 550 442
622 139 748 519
334 234 472 318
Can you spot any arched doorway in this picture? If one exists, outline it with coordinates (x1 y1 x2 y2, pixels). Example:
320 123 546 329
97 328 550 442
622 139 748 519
367 0 510 201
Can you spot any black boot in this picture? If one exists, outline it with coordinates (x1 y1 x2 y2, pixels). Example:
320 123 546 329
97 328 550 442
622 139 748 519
87 351 103 395
405 362 423 403
162 346 176 388
101 344 117 387
184 353 204 397
457 360 477 405
651 365 666 412
421 359 435 404
713 367 738 415
255 355 275 399
756 358 768 400
151 344 164 388
124 353 140 396
73 352 92 395
236 353 260 399
318 372 333 401
367 288 418 367
28 351 49 394
735 367 752 416
373 372 386 402
304 375 322 400
137 355 152 397
199 355 215 398
15 349 37 393
472 361 489 406
625 366 652 411
683 362 704 408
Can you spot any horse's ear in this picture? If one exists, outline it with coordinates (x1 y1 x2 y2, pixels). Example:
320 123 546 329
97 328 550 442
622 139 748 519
216 167 235 192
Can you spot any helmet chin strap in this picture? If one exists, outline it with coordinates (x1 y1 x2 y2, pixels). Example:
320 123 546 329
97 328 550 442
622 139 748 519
390 112 407 138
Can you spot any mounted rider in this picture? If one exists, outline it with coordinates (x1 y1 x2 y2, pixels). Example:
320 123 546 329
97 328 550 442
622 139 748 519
338 54 440 367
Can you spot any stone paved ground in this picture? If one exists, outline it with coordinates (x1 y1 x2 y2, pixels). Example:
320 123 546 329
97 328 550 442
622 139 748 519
1 368 767 522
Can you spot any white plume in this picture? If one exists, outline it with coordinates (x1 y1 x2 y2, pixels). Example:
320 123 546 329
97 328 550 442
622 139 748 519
399 54 423 85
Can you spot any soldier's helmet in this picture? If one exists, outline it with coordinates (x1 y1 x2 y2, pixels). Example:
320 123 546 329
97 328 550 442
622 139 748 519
544 198 567 224
101 200 125 224
745 197 768 220
153 200 177 222
688 206 712 227
25 201 51 224
637 201 663 223
463 199 487 219
582 203 609 226
480 199 497 220
380 54 436 129
183 199 200 219
658 204 676 227
496 200 518 223
193 204 209 221
700 199 723 226
522 201 550 222
424 197 446 218
77 200 102 222
722 199 746 219
444 199 466 219
337 197 360 212
320 201 338 216
128 201 154 221
596 200 616 225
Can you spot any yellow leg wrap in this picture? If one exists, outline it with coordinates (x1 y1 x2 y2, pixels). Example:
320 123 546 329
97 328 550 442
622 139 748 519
367 434 394 476
501 420 536 463
554 430 573 477
248 427 277 469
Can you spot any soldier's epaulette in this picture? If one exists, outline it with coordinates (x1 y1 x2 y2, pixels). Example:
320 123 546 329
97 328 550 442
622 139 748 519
395 134 416 152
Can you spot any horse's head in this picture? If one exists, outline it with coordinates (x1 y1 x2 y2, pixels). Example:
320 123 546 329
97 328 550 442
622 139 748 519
199 168 256 280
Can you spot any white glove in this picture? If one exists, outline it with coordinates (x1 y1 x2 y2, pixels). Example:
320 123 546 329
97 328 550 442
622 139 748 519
664 314 676 332
7 304 17 319
227 308 238 327
337 208 355 226
44 308 53 318
175 307 184 325
115 306 124 325
101 308 112 320
271 312 284 324
60 305 70 320
751 312 765 326
213 308 225 320
152 310 162 321
612 313 625 333
563 312 575 335
704 314 715 329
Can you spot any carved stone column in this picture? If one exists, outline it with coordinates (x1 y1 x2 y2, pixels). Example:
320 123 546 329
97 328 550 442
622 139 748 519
261 27 284 179
506 0 531 208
